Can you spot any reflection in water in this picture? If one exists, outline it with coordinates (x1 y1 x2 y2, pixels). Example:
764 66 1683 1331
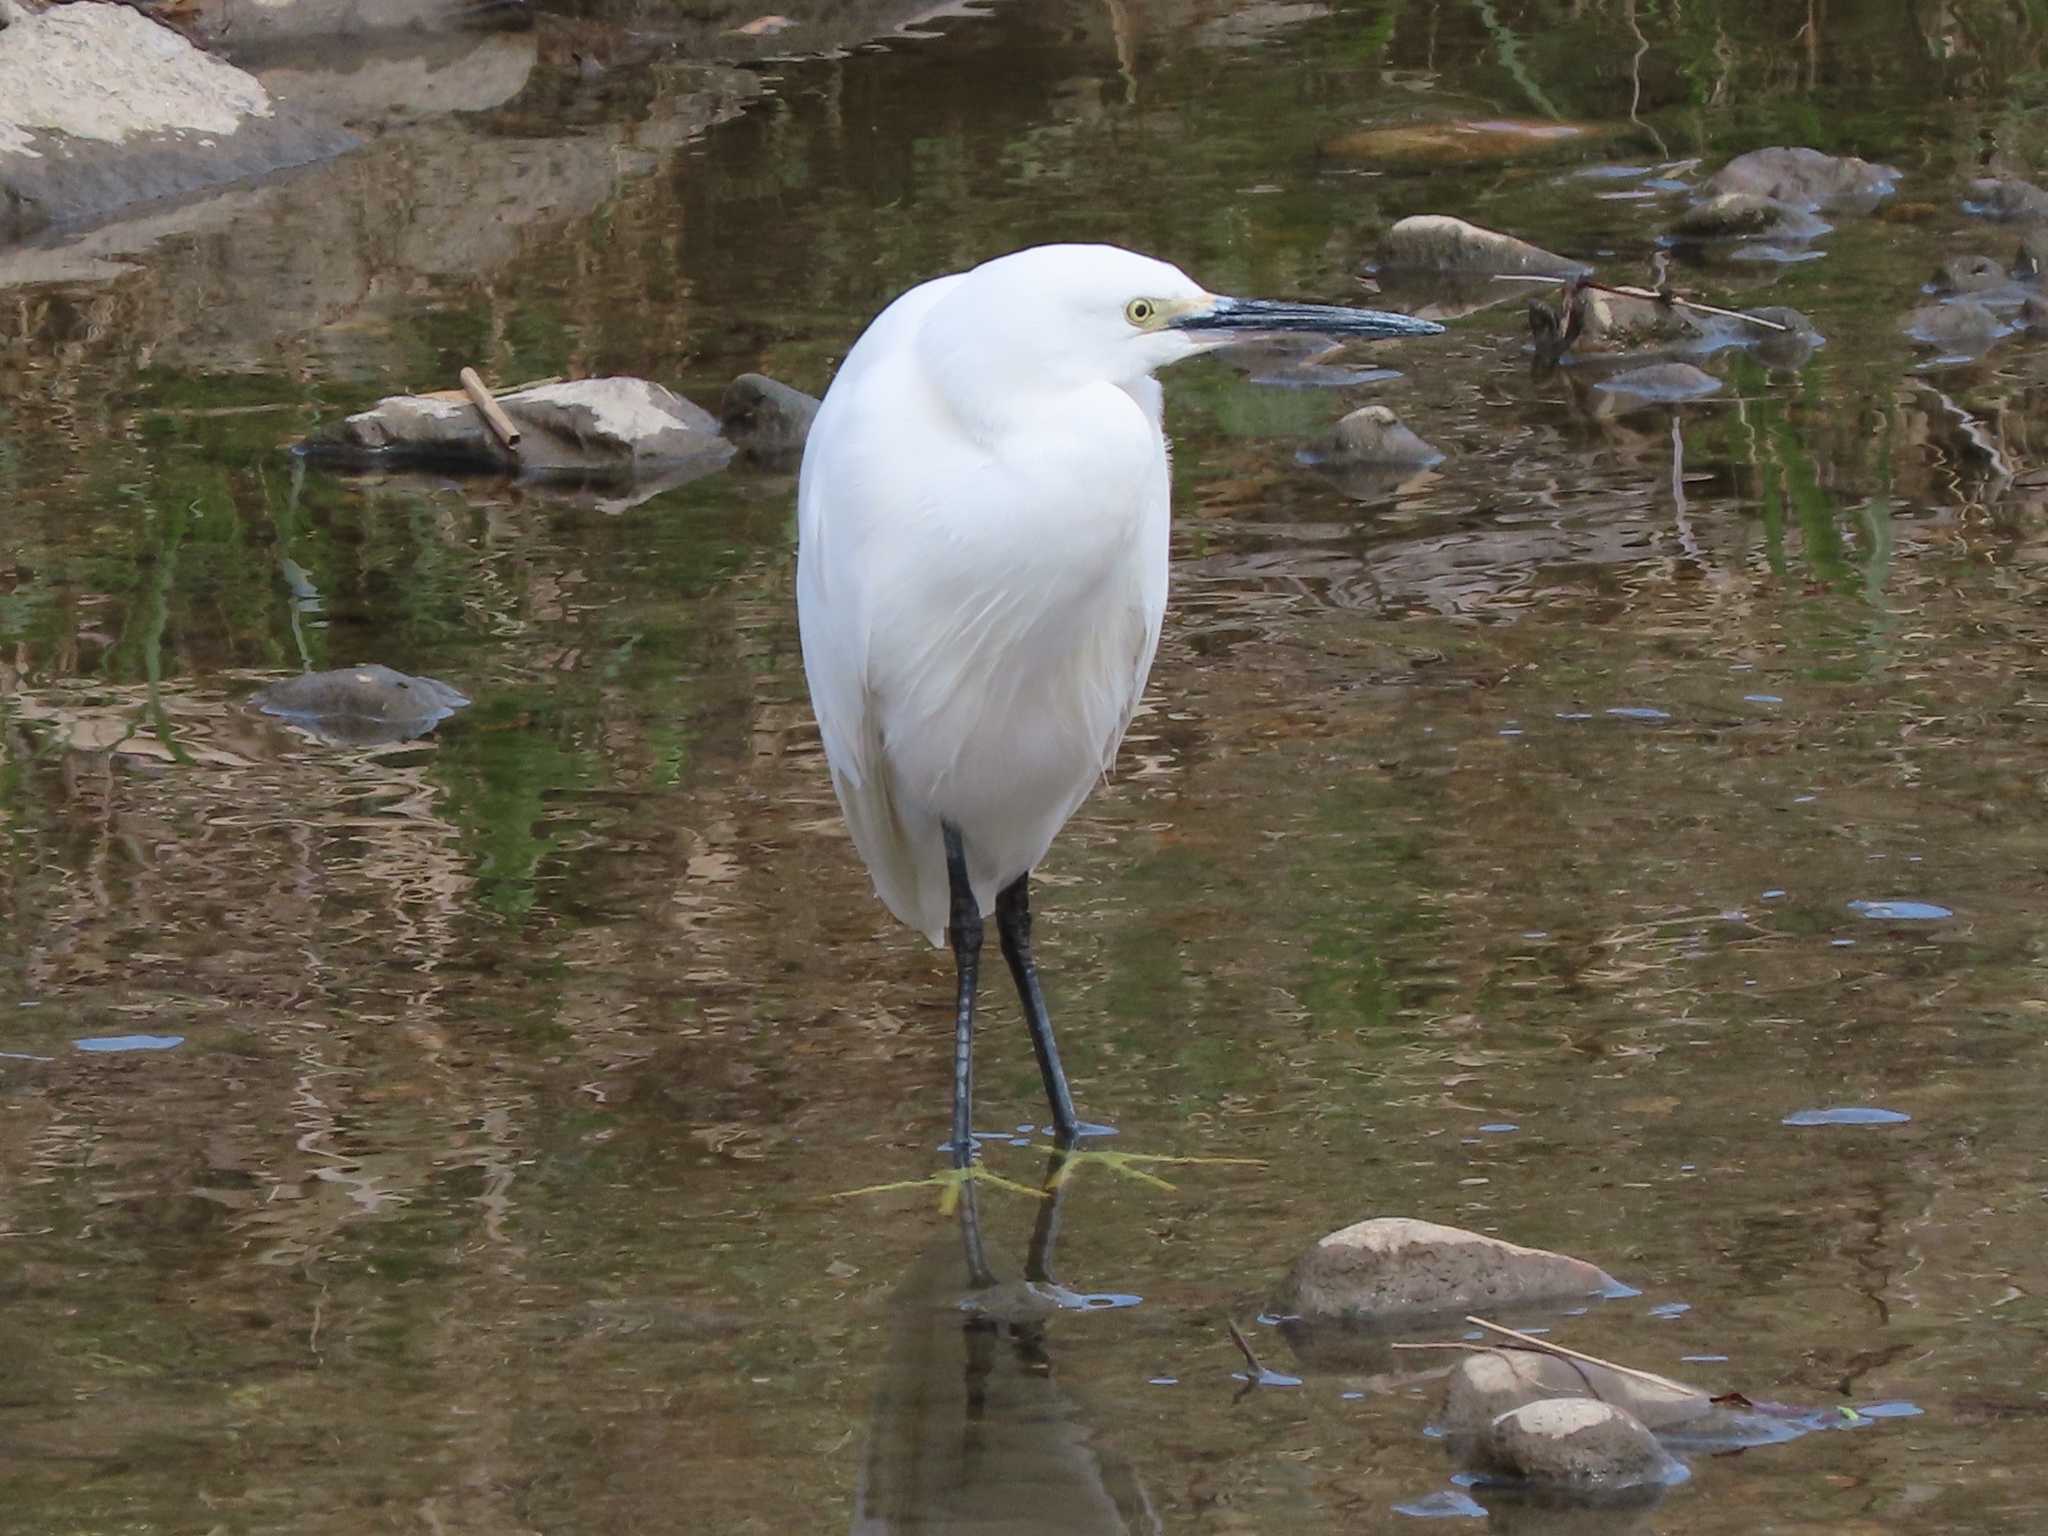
855 1166 1158 1535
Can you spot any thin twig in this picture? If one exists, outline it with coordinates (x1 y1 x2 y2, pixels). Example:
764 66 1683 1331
460 366 523 451
1491 273 1790 331
1227 1318 1268 1377
1464 1315 1696 1394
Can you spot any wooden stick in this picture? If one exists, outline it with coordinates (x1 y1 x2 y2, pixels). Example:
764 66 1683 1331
1491 273 1790 332
1464 1315 1698 1394
460 367 522 450
1226 1318 1269 1377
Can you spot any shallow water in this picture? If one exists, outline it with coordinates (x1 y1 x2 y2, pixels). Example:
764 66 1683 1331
5 1 2048 1531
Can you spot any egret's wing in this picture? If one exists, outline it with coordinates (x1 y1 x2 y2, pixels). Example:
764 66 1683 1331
797 272 968 790
1102 377 1170 775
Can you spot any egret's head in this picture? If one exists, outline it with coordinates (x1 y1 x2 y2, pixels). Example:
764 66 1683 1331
922 243 1442 400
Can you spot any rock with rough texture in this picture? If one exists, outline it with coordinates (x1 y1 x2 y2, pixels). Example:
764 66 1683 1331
1743 305 1822 368
1573 288 1704 354
1670 192 1828 242
0 3 356 241
1591 363 1722 404
720 372 821 459
1933 254 2009 295
307 377 735 479
251 665 469 746
1963 177 2048 223
1306 405 1443 467
1476 1398 1682 1491
1280 1218 1624 1321
1901 299 2004 354
2015 227 2048 281
1376 215 1587 278
1438 1349 1712 1439
1705 146 1899 211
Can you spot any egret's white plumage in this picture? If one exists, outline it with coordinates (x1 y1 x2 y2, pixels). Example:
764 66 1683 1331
796 242 1439 1152
799 245 1201 944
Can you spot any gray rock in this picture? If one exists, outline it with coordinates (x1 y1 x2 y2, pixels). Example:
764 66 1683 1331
1933 254 2009 295
1705 146 1899 211
720 372 821 459
0 3 357 242
1963 177 2048 223
2022 294 2048 331
1280 1218 1624 1321
1669 192 1829 242
1438 1349 1712 1439
1591 363 1722 403
308 377 735 480
1901 299 2004 353
1742 305 1822 368
1475 1398 1682 1492
251 665 469 746
1376 215 1587 278
1306 405 1442 467
2016 228 2048 281
1573 288 1704 354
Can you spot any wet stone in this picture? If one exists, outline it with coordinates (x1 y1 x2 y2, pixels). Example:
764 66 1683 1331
1933 254 2009 294
1573 287 1703 354
1280 1217 1624 1321
1306 405 1443 467
720 372 821 460
1438 1348 1712 1439
1963 177 2048 223
1592 363 1721 404
1475 1398 1682 1492
307 377 734 480
1743 305 1822 368
1375 215 1587 277
1902 299 2004 353
0 2 357 241
1705 146 1900 211
1669 192 1829 242
251 665 469 746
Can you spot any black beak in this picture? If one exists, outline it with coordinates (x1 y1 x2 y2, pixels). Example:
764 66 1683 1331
1170 296 1445 339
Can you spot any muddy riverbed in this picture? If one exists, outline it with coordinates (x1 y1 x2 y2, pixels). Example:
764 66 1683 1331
3 2 2047 1531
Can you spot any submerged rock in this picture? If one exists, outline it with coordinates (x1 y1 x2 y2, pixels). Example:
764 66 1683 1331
1592 363 1722 404
1476 1398 1681 1493
1742 305 1822 368
1705 146 1899 211
1933 254 2009 295
720 372 821 460
1439 1349 1712 1439
1280 1218 1624 1321
306 378 734 480
0 3 357 242
251 665 469 746
1902 299 2004 354
1963 177 2048 223
1376 215 1587 278
1329 118 1600 166
1669 193 1828 242
1305 405 1443 467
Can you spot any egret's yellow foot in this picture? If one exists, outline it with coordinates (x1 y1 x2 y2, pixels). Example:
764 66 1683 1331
832 1163 1050 1215
1047 1149 1265 1192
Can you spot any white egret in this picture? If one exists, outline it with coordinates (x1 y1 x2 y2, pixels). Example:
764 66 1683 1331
797 243 1441 1170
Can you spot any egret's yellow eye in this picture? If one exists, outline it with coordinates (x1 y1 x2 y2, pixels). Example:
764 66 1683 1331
1125 298 1157 327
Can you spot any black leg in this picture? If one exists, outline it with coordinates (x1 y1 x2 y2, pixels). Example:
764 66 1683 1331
944 822 982 1169
996 873 1079 1140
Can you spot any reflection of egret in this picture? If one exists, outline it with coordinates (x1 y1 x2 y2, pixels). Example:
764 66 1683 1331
797 244 1441 1171
852 1159 1157 1535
